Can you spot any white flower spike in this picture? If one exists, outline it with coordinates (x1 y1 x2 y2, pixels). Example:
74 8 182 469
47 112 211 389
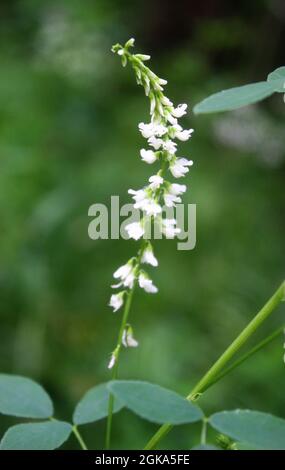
108 38 195 365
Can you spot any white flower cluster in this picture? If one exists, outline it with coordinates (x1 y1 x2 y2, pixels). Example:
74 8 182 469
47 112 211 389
108 39 194 368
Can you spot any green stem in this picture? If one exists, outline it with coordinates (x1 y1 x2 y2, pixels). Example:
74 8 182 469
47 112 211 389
205 324 284 391
144 281 284 450
105 283 136 449
72 425 88 450
200 419 207 446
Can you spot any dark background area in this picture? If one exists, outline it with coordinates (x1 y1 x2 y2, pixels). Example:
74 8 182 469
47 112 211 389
0 0 284 449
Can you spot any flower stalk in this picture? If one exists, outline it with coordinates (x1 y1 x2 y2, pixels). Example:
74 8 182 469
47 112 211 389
105 281 137 449
72 425 88 451
106 38 195 448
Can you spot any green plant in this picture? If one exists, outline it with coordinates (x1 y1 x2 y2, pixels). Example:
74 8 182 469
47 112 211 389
193 67 285 114
0 39 284 451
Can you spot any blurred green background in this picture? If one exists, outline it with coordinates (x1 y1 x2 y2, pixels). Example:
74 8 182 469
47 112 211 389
0 0 284 449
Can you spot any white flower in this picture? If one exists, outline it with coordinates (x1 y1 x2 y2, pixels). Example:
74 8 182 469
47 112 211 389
134 198 161 216
161 96 173 107
128 188 148 203
140 149 157 164
148 135 163 150
136 54 151 61
170 158 193 178
176 128 194 141
162 218 181 238
112 262 135 289
141 245 158 267
113 262 132 280
108 354 116 369
123 272 136 289
148 175 164 190
153 123 168 137
129 188 162 217
169 123 182 138
138 122 155 138
138 273 158 293
164 183 187 206
163 140 177 154
169 183 187 195
135 198 161 216
144 201 162 216
166 112 178 125
122 328 139 348
125 38 135 48
172 103 187 118
125 221 145 240
164 193 181 207
109 292 124 312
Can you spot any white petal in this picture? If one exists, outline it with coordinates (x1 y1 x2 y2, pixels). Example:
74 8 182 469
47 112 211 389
108 354 116 369
163 140 177 154
143 201 162 216
148 136 163 150
161 96 173 106
138 274 158 294
109 293 124 312
123 272 135 289
122 330 139 348
169 183 187 195
140 149 157 164
148 174 164 189
141 247 158 267
113 263 132 279
176 129 194 141
125 222 145 240
138 122 155 138
172 103 187 118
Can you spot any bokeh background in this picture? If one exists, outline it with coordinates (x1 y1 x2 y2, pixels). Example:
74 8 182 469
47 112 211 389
0 0 284 449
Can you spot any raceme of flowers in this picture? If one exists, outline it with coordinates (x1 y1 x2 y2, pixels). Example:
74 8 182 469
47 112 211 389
108 38 194 368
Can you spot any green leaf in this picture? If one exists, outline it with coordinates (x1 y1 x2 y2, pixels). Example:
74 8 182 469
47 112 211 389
191 444 220 450
209 410 285 450
108 380 203 425
73 382 123 425
267 66 285 92
193 82 275 114
0 374 53 419
0 421 72 450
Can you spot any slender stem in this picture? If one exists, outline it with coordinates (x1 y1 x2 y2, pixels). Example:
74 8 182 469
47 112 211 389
105 283 136 449
144 281 284 450
72 425 88 450
200 419 207 446
204 324 284 391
